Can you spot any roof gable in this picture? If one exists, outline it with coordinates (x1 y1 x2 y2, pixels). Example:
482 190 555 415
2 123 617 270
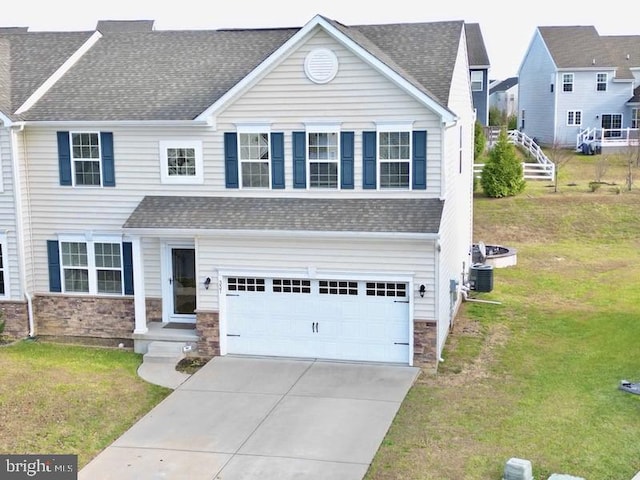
198 15 460 124
538 25 616 70
0 30 94 119
12 14 474 123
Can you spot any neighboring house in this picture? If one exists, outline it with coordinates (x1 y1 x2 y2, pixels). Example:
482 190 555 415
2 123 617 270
489 76 518 118
0 15 481 368
518 25 640 148
465 23 491 126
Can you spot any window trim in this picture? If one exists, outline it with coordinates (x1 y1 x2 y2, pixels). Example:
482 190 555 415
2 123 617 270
596 72 608 92
567 110 582 126
470 70 483 92
376 123 413 190
70 131 103 187
57 234 124 296
306 124 341 189
0 233 9 298
159 140 204 184
237 130 271 189
562 73 574 93
632 108 640 129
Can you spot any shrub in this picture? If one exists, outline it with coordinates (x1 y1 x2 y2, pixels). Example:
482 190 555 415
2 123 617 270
474 121 486 160
480 128 526 198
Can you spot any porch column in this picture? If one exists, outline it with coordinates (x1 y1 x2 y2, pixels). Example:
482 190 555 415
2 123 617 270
131 236 147 334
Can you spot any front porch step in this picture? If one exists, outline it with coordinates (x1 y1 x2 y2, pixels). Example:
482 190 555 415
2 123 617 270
143 341 186 364
138 341 191 389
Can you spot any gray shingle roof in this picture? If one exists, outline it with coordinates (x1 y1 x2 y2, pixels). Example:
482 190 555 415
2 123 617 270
601 35 640 80
465 23 490 68
538 26 616 70
8 15 486 121
351 20 465 107
489 76 518 94
23 28 298 121
0 30 93 119
123 196 444 234
538 26 640 81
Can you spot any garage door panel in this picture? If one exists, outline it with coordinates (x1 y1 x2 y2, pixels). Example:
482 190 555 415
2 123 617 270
225 277 410 364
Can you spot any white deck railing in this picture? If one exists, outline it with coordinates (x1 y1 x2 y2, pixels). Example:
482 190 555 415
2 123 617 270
476 129 554 181
576 128 640 150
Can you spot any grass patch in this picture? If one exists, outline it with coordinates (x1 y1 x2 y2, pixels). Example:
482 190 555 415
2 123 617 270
367 158 640 479
0 341 170 468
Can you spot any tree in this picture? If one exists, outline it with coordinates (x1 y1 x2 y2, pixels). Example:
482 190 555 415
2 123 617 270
480 128 526 198
474 121 486 160
547 141 572 193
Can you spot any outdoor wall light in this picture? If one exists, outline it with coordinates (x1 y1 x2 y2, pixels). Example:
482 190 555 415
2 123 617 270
419 284 426 297
204 277 211 290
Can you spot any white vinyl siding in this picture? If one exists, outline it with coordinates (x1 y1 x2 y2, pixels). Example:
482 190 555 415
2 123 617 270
0 128 21 299
517 31 558 144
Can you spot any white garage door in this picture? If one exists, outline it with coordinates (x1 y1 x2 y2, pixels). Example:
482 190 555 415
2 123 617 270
225 277 410 364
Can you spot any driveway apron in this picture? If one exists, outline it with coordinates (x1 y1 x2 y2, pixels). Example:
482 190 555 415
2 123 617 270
79 356 420 480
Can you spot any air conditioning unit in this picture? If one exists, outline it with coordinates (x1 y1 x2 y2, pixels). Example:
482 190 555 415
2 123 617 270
469 263 493 292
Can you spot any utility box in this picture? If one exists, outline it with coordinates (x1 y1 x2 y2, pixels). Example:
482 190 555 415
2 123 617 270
469 264 494 292
503 458 533 480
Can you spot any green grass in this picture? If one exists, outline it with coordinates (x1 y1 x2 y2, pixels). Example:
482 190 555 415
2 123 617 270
0 341 170 467
367 155 640 479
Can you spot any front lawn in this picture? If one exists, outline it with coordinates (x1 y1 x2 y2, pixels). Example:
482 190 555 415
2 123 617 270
367 153 640 479
0 341 170 468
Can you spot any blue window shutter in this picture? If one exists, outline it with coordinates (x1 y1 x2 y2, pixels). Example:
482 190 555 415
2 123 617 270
224 132 239 188
271 132 285 189
122 242 134 295
362 131 377 189
101 132 115 187
47 240 61 293
292 131 306 189
340 131 354 189
412 130 427 190
57 131 72 186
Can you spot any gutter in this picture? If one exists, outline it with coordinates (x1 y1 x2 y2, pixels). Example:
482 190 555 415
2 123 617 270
9 122 35 337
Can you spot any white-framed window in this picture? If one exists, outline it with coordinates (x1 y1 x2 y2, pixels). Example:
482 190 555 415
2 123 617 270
378 129 411 189
71 132 102 186
239 132 270 188
470 71 483 91
562 73 574 92
159 140 203 184
0 233 8 297
567 110 582 126
632 108 640 129
59 235 123 295
596 73 608 92
307 124 340 189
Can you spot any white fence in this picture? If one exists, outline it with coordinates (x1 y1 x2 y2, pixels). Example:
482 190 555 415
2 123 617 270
476 129 555 181
577 127 640 150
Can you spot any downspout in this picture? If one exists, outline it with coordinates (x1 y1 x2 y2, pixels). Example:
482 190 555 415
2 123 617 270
10 122 35 337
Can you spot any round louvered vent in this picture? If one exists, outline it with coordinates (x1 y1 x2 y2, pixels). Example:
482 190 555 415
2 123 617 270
304 48 339 84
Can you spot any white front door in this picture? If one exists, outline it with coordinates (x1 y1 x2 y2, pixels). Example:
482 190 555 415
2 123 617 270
163 243 196 323
225 277 411 363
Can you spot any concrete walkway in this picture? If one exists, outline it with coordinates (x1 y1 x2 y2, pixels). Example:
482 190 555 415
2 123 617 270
80 356 420 480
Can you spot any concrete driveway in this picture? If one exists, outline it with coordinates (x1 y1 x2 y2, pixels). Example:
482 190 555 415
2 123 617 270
80 356 420 480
